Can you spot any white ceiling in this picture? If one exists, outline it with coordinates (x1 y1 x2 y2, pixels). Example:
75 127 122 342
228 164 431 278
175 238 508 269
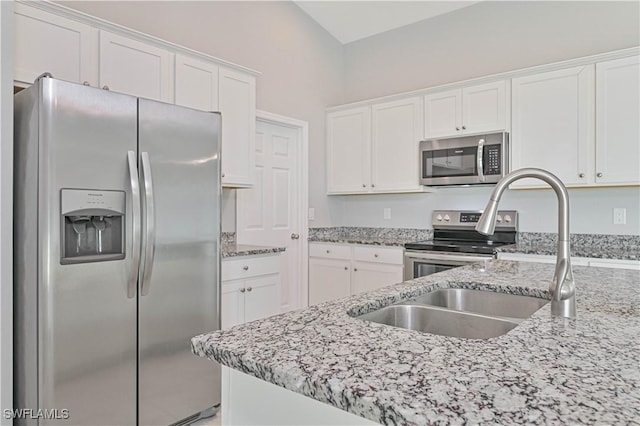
294 1 480 44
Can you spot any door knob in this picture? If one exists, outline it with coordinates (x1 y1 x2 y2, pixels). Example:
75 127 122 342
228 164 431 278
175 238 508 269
597 172 603 178
291 233 300 240
240 288 246 293
246 287 253 292
242 266 249 271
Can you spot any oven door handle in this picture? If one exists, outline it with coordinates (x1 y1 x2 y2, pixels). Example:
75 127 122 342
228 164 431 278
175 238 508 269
477 138 485 183
405 251 492 263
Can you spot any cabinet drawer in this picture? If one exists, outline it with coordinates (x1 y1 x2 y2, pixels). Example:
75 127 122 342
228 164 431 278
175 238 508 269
309 243 351 260
352 245 403 265
222 255 280 281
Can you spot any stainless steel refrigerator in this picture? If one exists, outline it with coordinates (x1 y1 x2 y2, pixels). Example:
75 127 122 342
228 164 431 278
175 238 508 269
14 75 221 425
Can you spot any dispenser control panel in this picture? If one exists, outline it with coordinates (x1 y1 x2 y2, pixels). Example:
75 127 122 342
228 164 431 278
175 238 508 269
60 189 126 264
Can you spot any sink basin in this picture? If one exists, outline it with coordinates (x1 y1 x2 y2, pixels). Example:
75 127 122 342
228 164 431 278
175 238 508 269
357 288 549 339
409 288 549 320
358 304 520 339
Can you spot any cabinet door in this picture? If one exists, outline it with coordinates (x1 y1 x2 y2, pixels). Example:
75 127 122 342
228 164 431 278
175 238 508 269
308 258 351 305
371 97 424 192
99 31 173 102
424 89 461 138
221 280 246 330
511 65 594 188
14 3 98 86
244 274 280 323
462 81 508 134
219 67 256 188
350 261 403 295
326 107 371 193
595 55 640 185
175 54 219 111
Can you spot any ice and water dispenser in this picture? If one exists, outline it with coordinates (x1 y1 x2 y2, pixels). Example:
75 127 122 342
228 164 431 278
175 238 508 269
61 189 126 264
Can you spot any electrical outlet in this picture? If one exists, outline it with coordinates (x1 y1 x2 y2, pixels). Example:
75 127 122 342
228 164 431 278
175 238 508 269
613 208 626 225
308 207 315 221
383 208 391 220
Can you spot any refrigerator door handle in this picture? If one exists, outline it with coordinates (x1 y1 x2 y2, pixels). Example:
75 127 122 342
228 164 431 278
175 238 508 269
127 151 141 299
140 151 156 296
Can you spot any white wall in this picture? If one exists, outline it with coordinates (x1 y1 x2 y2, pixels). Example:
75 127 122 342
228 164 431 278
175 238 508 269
336 1 640 234
337 187 640 235
0 1 13 422
343 1 640 102
58 0 346 227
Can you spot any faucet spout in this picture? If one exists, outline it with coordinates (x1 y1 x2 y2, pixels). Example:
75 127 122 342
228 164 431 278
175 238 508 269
475 168 576 318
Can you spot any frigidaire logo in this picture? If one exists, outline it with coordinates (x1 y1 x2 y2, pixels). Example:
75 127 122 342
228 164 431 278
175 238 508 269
3 408 70 420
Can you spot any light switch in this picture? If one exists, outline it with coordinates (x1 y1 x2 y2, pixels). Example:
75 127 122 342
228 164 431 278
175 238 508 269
383 208 391 220
308 207 315 221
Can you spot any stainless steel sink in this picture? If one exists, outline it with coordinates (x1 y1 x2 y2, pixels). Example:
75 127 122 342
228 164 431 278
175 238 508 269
409 288 549 320
358 305 520 339
357 288 549 339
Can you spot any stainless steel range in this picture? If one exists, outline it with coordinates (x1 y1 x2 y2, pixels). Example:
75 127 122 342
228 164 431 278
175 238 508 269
404 210 518 280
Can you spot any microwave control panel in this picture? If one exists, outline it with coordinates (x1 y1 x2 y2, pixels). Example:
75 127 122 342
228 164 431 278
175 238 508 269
484 145 502 175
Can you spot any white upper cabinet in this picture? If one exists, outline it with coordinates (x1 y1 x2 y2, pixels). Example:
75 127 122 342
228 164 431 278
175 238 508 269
326 107 371 194
595 55 640 186
99 31 174 102
14 3 98 86
511 65 595 188
327 100 429 195
424 89 461 138
174 54 219 111
424 81 508 138
218 68 256 188
371 97 424 192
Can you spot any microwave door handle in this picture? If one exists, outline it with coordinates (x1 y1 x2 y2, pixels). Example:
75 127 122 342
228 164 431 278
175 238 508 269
127 151 141 299
477 138 485 183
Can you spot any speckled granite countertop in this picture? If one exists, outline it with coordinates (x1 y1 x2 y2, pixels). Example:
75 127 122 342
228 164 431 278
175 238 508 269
221 243 285 258
498 232 640 261
309 227 432 246
192 261 640 425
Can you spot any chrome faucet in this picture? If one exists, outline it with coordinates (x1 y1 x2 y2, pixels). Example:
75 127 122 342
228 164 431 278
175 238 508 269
475 168 576 319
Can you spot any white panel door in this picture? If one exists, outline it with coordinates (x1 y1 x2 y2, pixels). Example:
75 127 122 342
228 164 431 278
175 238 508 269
350 262 403 295
326 107 371 193
99 31 173 102
595 55 640 185
174 53 219 111
244 275 281 323
14 3 98 86
462 80 508 134
424 89 461 138
219 67 256 187
308 258 351 306
237 120 301 313
511 65 594 188
371 97 424 192
221 280 245 330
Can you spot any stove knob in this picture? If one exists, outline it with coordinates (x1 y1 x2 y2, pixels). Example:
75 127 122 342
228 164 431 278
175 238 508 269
443 214 450 222
436 214 443 221
496 214 503 223
504 214 512 223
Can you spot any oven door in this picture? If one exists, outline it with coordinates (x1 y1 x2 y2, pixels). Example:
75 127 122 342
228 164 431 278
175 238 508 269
404 251 492 280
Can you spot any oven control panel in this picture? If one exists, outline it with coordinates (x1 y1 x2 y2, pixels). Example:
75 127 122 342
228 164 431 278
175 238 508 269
433 210 518 230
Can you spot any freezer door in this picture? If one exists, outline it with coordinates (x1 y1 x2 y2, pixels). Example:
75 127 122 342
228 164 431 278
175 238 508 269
14 78 138 425
138 99 221 425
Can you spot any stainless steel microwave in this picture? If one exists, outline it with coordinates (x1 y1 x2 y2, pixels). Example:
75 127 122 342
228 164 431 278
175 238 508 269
419 131 509 186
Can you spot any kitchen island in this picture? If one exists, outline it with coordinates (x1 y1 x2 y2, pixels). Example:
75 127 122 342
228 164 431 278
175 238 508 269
192 261 640 425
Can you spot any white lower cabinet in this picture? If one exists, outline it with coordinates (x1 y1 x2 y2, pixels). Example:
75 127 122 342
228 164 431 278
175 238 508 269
497 252 639 270
308 243 403 305
221 254 281 329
